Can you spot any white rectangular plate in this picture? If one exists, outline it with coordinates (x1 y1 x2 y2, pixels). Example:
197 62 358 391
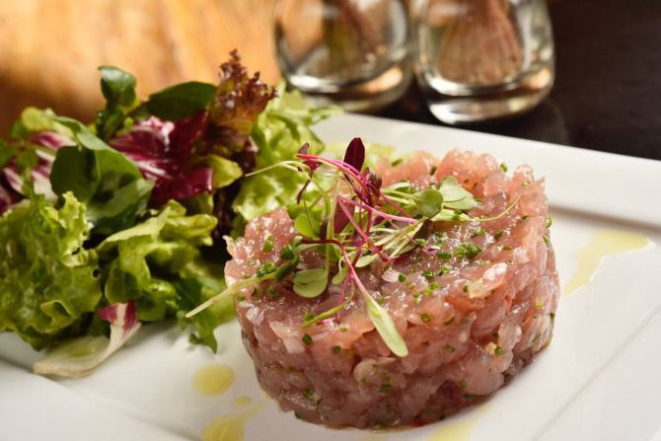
1 114 660 441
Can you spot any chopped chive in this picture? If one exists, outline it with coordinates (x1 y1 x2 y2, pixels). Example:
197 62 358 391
380 384 393 394
423 270 434 279
361 378 369 385
256 261 276 277
413 293 422 303
444 344 455 353
522 181 531 187
458 379 467 389
302 333 312 345
429 282 439 290
546 217 553 228
543 235 550 246
462 393 475 400
281 245 295 260
455 243 482 260
415 238 427 247
495 230 504 239
398 273 407 283
421 313 431 323
437 251 452 260
391 158 403 166
502 245 512 251
236 295 246 302
471 228 486 237
303 311 314 322
332 346 341 354
494 346 504 356
339 326 348 333
437 265 450 276
262 235 274 252
500 162 509 173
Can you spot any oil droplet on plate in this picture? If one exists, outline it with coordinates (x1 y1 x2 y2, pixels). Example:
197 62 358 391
201 401 267 441
234 396 253 407
428 405 489 441
193 364 235 396
564 229 652 295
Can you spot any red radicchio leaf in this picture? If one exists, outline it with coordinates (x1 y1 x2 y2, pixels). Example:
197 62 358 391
110 116 214 206
98 301 139 338
33 301 141 378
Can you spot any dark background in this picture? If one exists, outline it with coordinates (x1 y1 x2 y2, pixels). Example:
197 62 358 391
379 0 661 161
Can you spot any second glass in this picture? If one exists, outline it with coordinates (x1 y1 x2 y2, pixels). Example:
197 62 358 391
412 0 555 124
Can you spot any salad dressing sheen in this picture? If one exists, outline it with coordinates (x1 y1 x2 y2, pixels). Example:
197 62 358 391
193 364 235 396
564 229 651 295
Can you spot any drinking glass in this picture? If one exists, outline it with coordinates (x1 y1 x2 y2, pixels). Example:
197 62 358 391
412 0 555 124
274 0 412 111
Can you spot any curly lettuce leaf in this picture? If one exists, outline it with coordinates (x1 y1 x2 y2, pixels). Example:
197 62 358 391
0 193 102 350
96 201 227 350
232 85 341 221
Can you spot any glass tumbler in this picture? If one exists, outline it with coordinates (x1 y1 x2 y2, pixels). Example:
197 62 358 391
274 0 412 112
412 0 555 124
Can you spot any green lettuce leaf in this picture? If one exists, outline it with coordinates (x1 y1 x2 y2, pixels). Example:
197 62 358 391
47 112 154 235
97 201 228 350
146 82 216 121
0 193 102 349
232 85 341 221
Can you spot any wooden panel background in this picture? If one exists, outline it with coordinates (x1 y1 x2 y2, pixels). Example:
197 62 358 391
0 0 279 135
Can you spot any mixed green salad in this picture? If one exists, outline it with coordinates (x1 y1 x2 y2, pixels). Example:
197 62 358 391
0 51 338 376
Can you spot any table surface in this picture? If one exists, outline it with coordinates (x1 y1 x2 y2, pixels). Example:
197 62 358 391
379 0 661 161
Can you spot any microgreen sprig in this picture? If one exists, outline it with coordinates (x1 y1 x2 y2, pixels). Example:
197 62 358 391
187 138 518 359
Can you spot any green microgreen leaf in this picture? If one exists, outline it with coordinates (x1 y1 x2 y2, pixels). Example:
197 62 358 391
294 213 320 239
415 188 444 217
362 292 408 357
293 268 328 298
356 254 378 268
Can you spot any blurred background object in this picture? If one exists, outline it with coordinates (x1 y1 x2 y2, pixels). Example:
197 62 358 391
0 0 660 159
0 0 280 135
274 0 411 111
412 0 554 124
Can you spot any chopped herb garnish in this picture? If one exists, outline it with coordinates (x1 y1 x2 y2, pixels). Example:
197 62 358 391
421 313 431 323
471 228 486 237
437 251 452 260
495 230 504 239
445 344 455 353
423 270 435 279
262 235 274 252
302 333 312 345
463 284 469 293
256 261 276 277
437 265 450 276
361 378 369 385
500 162 508 173
398 273 407 283
332 346 341 354
458 379 467 389
455 242 482 260
522 181 531 187
546 217 553 228
494 346 504 356
462 393 475 400
303 311 314 322
379 384 393 394
543 235 550 246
